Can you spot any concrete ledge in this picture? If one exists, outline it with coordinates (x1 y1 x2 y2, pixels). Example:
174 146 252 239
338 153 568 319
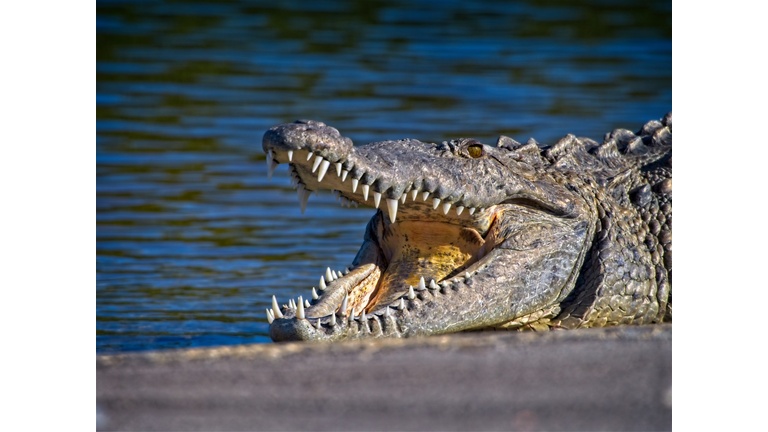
97 324 671 431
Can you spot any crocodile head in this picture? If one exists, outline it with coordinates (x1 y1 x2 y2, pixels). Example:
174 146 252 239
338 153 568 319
262 115 672 341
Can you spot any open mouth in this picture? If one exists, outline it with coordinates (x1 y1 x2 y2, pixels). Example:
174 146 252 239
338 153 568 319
264 145 504 327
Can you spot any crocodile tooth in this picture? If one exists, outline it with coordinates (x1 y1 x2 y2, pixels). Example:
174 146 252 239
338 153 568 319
299 188 310 214
399 298 405 310
417 277 426 290
330 313 336 326
334 190 341 201
287 150 293 162
422 192 430 201
442 202 451 214
326 267 334 282
469 207 476 215
341 197 348 207
400 194 406 204
361 184 369 201
456 206 464 215
361 309 366 321
335 270 342 278
410 189 418 201
343 267 350 275
440 281 450 288
288 299 295 309
266 309 274 324
317 159 331 182
312 155 324 173
272 296 284 318
335 162 342 177
319 275 327 291
307 151 314 161
349 313 355 323
407 285 416 299
312 287 319 300
429 279 438 289
266 149 273 166
342 170 349 182
352 178 359 193
385 306 391 317
304 299 310 308
464 272 472 281
373 192 382 208
432 198 441 209
386 198 398 223
315 319 322 329
340 293 348 315
297 296 305 319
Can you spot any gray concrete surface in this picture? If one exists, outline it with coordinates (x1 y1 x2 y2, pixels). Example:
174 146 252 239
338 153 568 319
97 324 671 431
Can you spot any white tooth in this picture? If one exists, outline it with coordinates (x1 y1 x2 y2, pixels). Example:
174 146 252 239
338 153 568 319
361 184 369 201
422 192 430 201
335 162 342 177
417 277 426 290
361 310 366 321
326 267 334 282
299 188 310 214
373 192 382 208
317 160 330 182
429 279 438 289
343 267 350 275
432 198 441 209
469 207 476 215
399 298 405 310
312 287 319 300
315 319 322 329
335 270 342 279
349 313 355 323
319 276 327 291
456 206 464 215
442 202 451 214
440 281 450 288
479 208 484 212
386 198 398 223
266 309 274 324
342 170 349 182
289 299 295 309
340 197 348 207
464 272 471 280
352 178 359 193
340 293 348 315
297 296 305 319
287 150 293 162
400 194 406 204
334 190 341 201
267 160 278 181
305 299 311 308
272 296 284 318
312 155 324 172
307 151 314 161
410 189 418 201
330 313 336 326
408 285 416 299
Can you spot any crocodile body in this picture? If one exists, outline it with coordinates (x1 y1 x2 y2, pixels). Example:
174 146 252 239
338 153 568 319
261 113 672 342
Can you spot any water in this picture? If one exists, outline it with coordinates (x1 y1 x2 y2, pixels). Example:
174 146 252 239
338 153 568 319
96 0 671 353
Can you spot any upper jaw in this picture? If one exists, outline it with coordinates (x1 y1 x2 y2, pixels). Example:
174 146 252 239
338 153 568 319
262 120 563 228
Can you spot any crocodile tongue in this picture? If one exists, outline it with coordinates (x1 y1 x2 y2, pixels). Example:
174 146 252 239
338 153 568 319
366 220 486 310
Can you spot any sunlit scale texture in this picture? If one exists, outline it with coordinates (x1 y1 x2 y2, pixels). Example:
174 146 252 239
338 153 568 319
97 0 671 353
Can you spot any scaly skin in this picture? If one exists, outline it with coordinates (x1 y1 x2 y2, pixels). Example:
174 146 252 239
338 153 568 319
262 113 672 341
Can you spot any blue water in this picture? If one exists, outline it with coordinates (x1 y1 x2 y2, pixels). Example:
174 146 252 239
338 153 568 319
96 0 671 353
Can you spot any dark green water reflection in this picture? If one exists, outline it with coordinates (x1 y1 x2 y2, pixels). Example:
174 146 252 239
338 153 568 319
96 0 671 352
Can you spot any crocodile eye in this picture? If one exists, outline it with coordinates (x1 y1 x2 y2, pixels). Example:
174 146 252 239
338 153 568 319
467 144 484 158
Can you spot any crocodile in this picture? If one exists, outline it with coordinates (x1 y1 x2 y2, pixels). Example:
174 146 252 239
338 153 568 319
261 113 672 342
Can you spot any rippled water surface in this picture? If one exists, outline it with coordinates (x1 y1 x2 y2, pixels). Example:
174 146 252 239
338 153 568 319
96 0 671 353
